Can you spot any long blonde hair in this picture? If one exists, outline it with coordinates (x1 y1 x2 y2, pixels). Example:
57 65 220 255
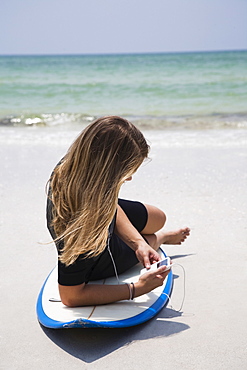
49 116 149 266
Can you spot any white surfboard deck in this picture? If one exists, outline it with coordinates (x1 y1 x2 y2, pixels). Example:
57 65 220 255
36 249 173 328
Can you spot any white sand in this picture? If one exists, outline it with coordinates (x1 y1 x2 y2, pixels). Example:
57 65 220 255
1 127 247 369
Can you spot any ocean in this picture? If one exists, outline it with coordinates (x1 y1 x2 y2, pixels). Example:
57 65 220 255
0 50 246 131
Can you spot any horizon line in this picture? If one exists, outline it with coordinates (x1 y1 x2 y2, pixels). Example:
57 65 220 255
0 48 246 57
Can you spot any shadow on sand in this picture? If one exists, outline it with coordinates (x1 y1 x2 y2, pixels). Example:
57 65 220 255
41 306 189 363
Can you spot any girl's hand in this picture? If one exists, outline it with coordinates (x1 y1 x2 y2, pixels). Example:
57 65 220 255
135 242 161 269
136 265 171 295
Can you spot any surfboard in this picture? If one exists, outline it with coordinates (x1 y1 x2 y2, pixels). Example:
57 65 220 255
36 248 173 329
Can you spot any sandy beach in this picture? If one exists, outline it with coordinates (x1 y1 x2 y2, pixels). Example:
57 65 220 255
1 126 247 370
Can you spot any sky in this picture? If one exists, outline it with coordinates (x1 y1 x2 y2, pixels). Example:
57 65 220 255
0 0 246 55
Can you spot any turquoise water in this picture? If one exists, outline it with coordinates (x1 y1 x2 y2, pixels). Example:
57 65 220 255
0 51 246 129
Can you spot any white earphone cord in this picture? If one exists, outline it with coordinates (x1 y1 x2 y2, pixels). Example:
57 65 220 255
164 263 186 312
107 238 186 313
107 237 120 284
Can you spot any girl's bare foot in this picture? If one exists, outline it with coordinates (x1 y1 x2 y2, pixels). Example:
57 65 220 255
157 227 190 246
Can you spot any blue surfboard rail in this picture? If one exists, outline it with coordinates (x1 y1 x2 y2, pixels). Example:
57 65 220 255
36 250 173 329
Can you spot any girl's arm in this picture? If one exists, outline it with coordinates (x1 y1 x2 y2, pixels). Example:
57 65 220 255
59 264 169 307
115 205 160 268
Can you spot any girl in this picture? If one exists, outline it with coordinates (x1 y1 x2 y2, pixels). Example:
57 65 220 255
46 116 190 307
